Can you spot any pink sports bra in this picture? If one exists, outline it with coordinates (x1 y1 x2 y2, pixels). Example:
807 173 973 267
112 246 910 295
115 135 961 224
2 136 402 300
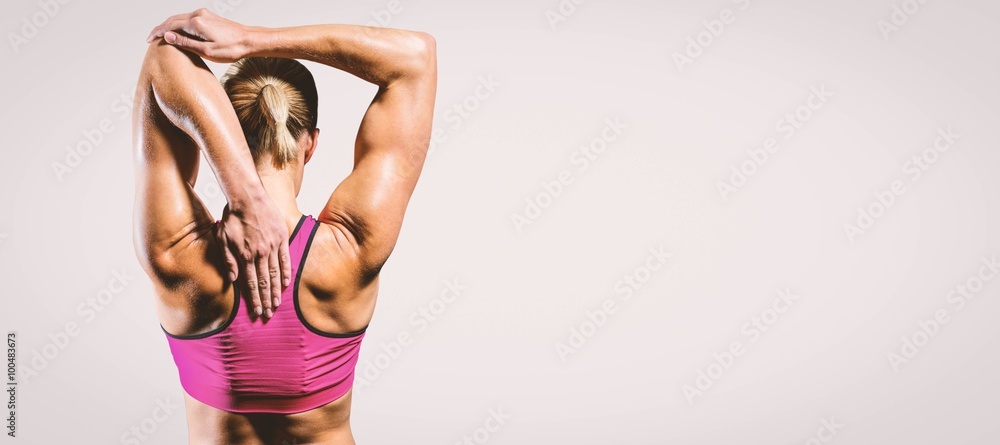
162 214 367 414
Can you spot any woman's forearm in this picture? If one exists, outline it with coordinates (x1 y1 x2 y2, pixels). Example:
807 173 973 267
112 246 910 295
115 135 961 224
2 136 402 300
246 24 434 87
140 40 267 209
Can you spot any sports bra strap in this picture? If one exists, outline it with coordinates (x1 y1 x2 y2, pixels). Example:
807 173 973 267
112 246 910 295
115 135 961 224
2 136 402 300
289 215 318 277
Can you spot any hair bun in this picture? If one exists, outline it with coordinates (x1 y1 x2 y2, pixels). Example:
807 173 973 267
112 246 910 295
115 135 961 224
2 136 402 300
221 57 318 169
259 83 290 126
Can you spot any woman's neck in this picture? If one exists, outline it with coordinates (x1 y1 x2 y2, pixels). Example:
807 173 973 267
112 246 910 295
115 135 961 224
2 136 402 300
258 170 302 223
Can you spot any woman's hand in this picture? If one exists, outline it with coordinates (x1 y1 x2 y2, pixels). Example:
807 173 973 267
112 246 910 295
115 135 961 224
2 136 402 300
146 9 257 63
218 199 291 319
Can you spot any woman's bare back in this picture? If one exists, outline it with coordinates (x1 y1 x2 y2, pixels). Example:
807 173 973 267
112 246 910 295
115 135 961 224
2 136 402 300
158 215 377 444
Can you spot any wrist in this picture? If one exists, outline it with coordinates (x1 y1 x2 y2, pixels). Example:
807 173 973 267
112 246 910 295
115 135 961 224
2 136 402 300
244 25 275 57
227 182 269 213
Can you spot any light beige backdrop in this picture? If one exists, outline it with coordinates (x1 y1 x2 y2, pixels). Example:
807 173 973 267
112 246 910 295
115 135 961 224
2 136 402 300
1 0 999 444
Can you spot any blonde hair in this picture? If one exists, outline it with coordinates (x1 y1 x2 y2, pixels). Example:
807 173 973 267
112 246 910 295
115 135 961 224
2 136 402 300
221 57 318 168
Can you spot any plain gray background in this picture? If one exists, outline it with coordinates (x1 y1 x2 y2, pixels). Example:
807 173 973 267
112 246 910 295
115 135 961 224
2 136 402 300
1 0 999 443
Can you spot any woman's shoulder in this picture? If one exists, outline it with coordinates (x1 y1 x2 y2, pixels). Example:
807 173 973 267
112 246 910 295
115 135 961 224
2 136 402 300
300 219 373 293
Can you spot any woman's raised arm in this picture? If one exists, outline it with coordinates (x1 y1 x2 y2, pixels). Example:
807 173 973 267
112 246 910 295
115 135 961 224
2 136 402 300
132 37 291 318
150 10 437 278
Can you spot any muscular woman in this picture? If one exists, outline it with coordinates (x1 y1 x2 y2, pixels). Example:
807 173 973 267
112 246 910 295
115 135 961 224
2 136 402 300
131 9 436 444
